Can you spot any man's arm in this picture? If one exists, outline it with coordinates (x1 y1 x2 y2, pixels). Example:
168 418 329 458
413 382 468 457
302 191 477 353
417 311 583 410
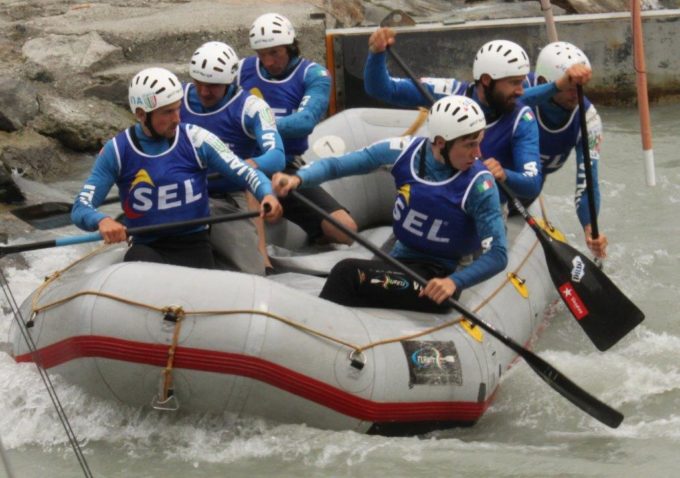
71 141 119 231
243 95 285 175
296 137 407 187
504 108 543 198
276 63 331 138
188 124 273 201
450 174 508 290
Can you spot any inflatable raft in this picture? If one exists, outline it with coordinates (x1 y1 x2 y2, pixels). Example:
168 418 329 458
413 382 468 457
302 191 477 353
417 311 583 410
11 109 558 435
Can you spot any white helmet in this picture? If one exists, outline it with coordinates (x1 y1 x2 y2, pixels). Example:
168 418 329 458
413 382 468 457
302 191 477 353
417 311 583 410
189 41 239 84
128 67 183 114
428 95 486 142
536 41 591 83
249 13 295 50
473 40 530 80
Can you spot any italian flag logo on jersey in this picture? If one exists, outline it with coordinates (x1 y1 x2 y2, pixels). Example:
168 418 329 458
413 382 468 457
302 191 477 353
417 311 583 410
521 111 535 122
477 179 493 193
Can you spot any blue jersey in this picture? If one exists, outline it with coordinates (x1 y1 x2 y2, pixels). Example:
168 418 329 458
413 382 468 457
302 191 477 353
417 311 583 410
181 84 256 159
238 56 312 157
113 125 209 230
521 74 603 228
391 137 492 259
180 83 284 192
525 72 592 175
72 123 273 241
296 136 507 290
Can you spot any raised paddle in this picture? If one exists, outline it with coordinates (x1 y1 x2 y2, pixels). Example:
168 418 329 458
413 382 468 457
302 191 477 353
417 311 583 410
385 46 644 351
0 209 261 258
576 85 601 247
287 189 622 428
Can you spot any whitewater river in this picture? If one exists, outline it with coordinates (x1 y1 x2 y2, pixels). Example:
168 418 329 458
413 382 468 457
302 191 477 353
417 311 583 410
0 103 678 477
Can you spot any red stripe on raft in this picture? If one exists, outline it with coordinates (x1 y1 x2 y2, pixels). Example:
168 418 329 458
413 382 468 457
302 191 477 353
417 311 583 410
15 336 489 423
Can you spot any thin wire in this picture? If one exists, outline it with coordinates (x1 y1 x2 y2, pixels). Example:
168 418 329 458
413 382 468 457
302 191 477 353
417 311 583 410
0 435 16 478
0 268 94 478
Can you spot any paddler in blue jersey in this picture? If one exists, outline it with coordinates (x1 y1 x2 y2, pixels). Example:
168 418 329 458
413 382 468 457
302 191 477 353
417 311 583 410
521 41 608 258
237 13 358 255
72 67 282 269
365 27 542 203
180 41 285 274
274 95 507 312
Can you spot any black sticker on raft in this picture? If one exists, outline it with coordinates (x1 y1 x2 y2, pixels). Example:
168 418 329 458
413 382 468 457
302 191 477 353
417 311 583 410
401 340 462 388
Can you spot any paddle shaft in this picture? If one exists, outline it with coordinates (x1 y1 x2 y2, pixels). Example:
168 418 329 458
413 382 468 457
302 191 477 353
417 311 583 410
289 189 621 427
576 85 599 239
0 210 260 257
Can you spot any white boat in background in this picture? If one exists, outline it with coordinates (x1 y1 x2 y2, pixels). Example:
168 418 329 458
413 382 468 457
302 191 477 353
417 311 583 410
11 108 558 435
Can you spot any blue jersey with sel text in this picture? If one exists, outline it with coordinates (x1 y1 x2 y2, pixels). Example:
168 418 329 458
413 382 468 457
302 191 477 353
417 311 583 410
391 137 493 259
525 72 592 174
238 56 311 157
113 125 209 230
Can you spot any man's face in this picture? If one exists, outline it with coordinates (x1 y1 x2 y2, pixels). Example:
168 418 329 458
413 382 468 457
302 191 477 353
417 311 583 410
193 80 227 108
146 101 181 139
486 75 525 114
446 131 485 171
552 85 579 110
256 45 290 77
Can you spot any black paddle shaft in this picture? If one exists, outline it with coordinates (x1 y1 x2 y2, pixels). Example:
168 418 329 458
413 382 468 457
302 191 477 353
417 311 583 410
576 85 599 238
289 189 623 428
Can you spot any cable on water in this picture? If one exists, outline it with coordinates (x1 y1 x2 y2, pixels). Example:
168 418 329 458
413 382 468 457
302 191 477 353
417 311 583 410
0 267 94 478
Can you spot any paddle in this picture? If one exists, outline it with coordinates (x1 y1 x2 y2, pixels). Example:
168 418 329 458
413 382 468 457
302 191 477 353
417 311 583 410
576 85 600 244
385 46 644 351
287 189 622 428
0 209 260 258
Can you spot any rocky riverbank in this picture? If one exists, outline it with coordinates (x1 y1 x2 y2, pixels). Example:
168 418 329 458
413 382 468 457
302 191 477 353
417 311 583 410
0 0 677 195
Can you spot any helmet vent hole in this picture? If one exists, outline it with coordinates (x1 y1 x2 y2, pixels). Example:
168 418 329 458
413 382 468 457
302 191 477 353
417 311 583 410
451 106 460 116
143 76 149 85
457 114 468 123
155 86 166 94
149 79 158 88
201 59 207 69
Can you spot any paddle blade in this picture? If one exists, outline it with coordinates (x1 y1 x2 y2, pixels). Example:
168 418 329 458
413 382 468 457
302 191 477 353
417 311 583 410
539 233 644 351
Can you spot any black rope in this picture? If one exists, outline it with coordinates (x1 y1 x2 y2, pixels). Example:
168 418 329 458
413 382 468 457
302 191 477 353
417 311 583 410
0 268 94 478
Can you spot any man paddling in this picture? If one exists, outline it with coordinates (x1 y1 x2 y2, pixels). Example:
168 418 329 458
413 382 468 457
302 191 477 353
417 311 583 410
237 13 358 252
274 95 507 312
181 41 285 274
521 42 609 258
364 28 542 204
71 67 281 269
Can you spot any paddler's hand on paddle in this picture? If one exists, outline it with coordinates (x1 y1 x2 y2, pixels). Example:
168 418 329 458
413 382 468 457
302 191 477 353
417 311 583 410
272 172 301 197
584 224 608 259
419 277 457 304
556 64 592 91
260 195 282 222
483 158 507 182
98 216 127 244
368 27 396 53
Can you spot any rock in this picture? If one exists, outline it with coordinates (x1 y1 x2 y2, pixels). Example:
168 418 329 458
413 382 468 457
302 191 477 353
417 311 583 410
0 166 25 204
0 128 79 180
21 31 124 94
0 74 40 132
31 95 133 152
